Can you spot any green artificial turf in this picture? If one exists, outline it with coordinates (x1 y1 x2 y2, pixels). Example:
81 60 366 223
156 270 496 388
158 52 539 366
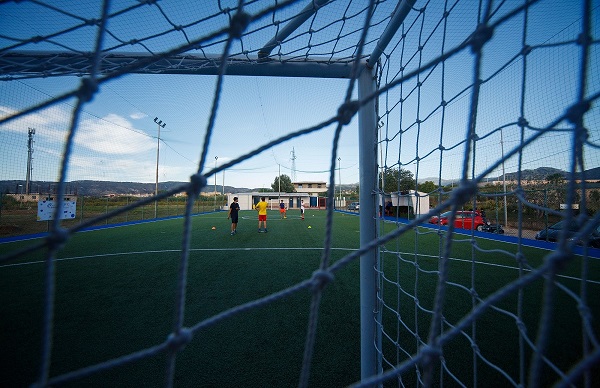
0 210 598 387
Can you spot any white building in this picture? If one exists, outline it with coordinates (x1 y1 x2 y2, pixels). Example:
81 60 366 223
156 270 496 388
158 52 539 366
226 192 313 211
292 181 327 196
387 190 430 216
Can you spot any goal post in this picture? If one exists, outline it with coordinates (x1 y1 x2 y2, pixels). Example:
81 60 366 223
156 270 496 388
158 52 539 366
357 66 381 380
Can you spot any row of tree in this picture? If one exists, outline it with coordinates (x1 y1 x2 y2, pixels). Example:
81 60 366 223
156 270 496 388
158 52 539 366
265 169 429 195
264 169 587 198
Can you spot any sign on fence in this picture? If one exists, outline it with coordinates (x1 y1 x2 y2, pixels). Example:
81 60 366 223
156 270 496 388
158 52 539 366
559 203 580 210
37 198 77 221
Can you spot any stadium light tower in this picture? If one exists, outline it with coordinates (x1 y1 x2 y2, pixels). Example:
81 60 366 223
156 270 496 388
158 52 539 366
214 156 218 210
154 117 166 219
500 129 508 227
338 157 341 208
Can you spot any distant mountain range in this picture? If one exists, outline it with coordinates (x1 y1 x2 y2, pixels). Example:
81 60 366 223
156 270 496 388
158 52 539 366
418 166 600 185
3 167 599 197
1 180 253 197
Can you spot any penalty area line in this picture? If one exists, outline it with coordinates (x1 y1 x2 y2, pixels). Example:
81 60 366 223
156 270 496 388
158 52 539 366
0 247 357 269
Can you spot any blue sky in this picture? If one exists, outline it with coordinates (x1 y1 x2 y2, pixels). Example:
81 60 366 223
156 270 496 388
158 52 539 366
0 0 598 191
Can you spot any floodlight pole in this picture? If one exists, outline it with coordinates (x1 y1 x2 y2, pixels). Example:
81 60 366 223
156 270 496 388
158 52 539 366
214 156 218 210
501 129 508 227
154 117 166 219
338 157 341 208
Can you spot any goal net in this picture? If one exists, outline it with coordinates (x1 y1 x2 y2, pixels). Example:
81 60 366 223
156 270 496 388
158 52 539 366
1 0 599 386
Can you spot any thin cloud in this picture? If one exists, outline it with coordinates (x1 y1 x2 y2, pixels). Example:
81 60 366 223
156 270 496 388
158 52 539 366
129 112 147 120
74 113 155 155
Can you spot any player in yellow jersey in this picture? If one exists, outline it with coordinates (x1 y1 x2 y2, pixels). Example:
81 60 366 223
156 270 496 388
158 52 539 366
255 196 268 233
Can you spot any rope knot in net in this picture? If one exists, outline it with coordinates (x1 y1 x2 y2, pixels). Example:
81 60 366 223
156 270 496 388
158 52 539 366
515 318 527 334
565 101 591 125
545 250 572 272
46 227 69 250
469 288 478 298
450 181 477 205
85 19 99 27
77 78 98 102
229 11 250 39
576 33 592 46
188 173 207 197
578 304 591 321
521 45 532 56
518 117 528 128
167 327 193 352
337 100 360 125
419 345 442 367
469 24 493 53
514 186 525 202
310 269 334 293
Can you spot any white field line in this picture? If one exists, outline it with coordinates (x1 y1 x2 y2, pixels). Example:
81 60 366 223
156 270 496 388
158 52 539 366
2 247 598 285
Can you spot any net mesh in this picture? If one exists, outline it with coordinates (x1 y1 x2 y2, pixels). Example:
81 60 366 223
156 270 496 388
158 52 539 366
1 0 599 387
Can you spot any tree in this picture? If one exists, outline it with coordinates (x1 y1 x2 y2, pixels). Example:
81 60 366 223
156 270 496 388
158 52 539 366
271 174 295 192
417 180 437 194
546 173 565 186
379 167 415 193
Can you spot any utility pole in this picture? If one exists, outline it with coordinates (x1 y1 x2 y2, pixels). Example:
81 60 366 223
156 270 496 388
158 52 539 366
154 117 166 219
26 128 35 194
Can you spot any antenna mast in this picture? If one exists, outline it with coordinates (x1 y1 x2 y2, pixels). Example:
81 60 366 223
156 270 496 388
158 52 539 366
26 127 35 194
290 148 297 183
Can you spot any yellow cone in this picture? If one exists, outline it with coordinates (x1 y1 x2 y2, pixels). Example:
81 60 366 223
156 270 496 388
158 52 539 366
308 226 312 229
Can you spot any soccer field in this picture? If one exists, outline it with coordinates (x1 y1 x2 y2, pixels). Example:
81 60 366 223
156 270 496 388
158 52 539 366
1 210 599 386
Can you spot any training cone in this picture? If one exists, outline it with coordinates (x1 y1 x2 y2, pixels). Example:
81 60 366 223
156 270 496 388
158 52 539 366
308 226 312 229
211 226 216 230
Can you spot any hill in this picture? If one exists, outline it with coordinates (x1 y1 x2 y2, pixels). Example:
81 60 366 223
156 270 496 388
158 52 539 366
0 180 253 197
2 166 597 196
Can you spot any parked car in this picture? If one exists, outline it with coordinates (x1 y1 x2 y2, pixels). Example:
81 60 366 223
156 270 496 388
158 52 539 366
535 219 600 248
428 210 486 231
347 202 360 211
